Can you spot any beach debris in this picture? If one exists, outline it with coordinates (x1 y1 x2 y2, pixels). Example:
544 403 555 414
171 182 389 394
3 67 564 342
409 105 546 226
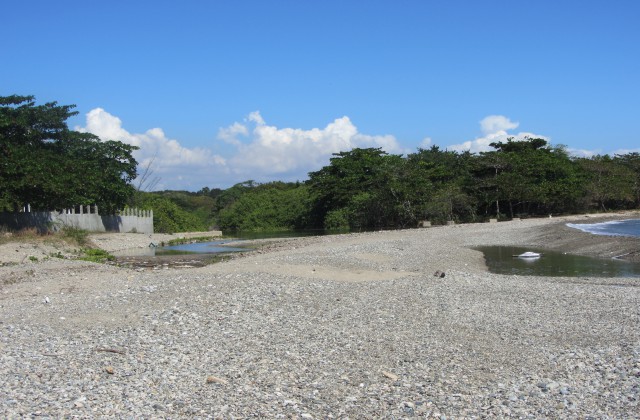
42 296 50 304
206 375 228 385
434 270 446 278
382 370 399 381
95 347 126 355
513 251 541 259
105 366 115 374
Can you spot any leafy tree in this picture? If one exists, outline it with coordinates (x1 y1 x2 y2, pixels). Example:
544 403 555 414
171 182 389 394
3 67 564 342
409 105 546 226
217 182 311 231
0 95 137 213
615 153 640 207
135 192 208 233
307 148 403 229
575 155 636 211
473 138 584 218
405 146 475 223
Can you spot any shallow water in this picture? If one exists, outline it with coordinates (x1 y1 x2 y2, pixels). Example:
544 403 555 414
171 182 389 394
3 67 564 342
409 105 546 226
156 240 249 255
567 218 640 238
476 246 640 278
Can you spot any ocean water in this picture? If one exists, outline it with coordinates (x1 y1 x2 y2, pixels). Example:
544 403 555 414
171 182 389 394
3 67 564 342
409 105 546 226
566 219 640 238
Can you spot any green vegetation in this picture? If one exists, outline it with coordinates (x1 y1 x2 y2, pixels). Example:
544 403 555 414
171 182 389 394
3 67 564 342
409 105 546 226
2 93 638 234
166 236 221 246
128 140 640 233
132 191 212 233
80 248 115 263
60 226 90 247
0 95 138 213
217 181 310 231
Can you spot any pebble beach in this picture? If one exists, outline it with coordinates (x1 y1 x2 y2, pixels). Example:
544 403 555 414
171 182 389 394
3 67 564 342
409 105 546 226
1 214 639 418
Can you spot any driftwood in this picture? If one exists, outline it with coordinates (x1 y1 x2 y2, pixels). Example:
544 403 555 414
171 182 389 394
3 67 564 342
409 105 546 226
94 347 126 355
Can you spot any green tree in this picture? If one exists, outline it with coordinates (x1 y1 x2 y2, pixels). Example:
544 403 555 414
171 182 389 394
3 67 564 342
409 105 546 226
615 153 640 207
473 138 584 218
0 95 138 213
405 146 475 223
217 182 311 231
576 155 636 211
307 148 403 229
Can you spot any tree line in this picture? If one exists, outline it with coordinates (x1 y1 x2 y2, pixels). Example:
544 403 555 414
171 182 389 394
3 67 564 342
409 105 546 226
2 95 638 233
0 95 137 214
208 142 639 232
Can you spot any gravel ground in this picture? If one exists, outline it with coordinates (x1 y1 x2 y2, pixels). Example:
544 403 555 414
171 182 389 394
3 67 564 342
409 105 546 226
1 215 639 418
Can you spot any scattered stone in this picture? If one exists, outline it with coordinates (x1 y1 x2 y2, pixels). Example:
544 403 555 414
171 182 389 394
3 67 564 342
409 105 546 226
382 371 399 381
206 375 228 385
1 217 638 418
434 270 446 278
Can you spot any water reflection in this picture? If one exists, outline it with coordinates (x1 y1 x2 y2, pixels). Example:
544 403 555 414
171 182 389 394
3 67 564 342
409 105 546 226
156 240 249 255
475 246 640 278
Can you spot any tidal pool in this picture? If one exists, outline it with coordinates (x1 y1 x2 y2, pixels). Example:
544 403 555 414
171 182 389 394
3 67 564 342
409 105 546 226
155 240 249 255
475 246 640 278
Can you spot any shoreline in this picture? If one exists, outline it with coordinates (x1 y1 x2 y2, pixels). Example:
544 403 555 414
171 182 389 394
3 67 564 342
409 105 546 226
531 212 640 263
108 210 640 268
1 213 639 417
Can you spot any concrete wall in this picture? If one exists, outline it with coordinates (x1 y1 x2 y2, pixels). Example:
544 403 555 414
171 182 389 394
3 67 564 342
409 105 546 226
0 207 154 234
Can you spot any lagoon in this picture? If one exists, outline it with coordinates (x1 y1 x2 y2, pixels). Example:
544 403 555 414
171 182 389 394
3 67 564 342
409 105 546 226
156 240 248 255
476 245 640 278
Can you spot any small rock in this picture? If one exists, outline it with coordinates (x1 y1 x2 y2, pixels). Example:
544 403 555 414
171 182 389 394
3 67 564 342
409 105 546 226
434 270 445 278
206 375 228 385
546 381 560 391
105 366 114 374
382 370 399 381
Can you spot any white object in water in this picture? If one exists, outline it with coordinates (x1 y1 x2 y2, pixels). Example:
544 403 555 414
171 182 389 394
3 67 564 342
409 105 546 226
514 251 541 259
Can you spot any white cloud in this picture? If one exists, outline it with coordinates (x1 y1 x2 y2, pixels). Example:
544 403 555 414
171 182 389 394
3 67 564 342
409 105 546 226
76 108 404 190
76 108 227 190
448 115 548 153
480 115 519 135
247 111 265 125
566 148 600 158
568 147 640 158
217 122 247 146
218 111 403 180
420 137 433 148
611 147 640 156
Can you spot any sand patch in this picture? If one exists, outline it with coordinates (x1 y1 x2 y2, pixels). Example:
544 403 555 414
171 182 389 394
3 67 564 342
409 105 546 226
353 252 394 263
221 262 417 282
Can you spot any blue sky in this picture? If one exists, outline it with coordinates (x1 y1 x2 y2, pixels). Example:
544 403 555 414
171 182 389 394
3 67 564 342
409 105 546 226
4 0 639 190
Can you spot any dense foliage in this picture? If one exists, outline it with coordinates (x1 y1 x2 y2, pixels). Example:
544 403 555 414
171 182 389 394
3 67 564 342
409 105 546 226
131 190 216 233
217 181 310 231
135 139 640 233
0 95 138 213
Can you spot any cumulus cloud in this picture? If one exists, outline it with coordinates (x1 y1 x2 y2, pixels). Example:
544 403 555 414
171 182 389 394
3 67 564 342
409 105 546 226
420 137 433 148
76 108 227 190
566 147 600 158
480 115 519 135
611 147 640 156
448 115 548 153
76 108 404 190
217 111 403 180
